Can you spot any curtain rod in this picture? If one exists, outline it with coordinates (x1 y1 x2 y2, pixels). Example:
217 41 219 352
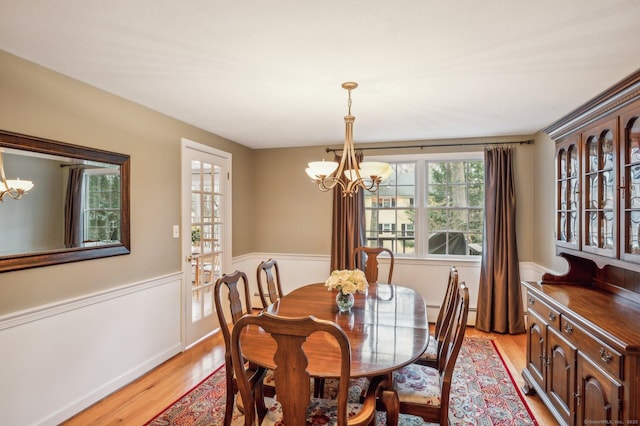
325 139 533 153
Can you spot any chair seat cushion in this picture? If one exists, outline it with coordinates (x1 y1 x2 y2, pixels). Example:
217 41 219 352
321 376 370 403
265 371 368 404
260 397 425 426
420 334 437 360
393 363 441 406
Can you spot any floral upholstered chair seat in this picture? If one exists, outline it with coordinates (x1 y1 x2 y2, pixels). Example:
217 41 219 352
393 363 442 406
260 397 426 426
263 371 370 404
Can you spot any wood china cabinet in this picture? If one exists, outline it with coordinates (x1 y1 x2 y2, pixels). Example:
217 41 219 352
523 69 640 426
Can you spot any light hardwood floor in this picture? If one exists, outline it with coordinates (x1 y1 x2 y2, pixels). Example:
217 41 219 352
63 327 556 426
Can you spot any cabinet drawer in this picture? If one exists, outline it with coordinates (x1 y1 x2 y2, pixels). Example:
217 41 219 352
560 316 622 379
527 294 560 329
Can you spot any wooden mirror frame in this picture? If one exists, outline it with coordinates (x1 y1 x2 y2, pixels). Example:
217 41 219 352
0 130 130 272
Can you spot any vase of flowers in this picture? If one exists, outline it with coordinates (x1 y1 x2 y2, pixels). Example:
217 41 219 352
324 269 368 312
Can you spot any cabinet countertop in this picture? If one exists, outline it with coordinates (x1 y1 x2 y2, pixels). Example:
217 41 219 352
523 280 640 353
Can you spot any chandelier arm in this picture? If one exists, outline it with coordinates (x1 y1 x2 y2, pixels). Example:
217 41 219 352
0 151 13 201
0 151 9 190
317 176 346 192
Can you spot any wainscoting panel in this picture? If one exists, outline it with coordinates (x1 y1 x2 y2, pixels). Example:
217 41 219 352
0 273 182 426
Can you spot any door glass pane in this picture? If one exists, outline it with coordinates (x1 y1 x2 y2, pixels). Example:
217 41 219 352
589 175 598 208
588 212 598 246
203 194 213 222
558 149 566 179
587 138 598 172
569 178 578 209
558 212 567 242
203 163 213 192
602 170 614 209
601 130 614 170
569 146 578 177
631 169 640 208
629 211 640 254
191 160 201 191
569 211 578 244
602 211 614 249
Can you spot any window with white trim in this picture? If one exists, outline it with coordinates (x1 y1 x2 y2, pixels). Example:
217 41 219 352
364 153 484 257
83 168 121 242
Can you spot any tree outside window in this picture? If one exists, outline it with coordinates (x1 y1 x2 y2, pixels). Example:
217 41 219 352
426 160 484 255
83 169 121 242
364 155 484 257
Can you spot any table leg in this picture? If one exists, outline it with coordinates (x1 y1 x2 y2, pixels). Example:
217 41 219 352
378 372 399 426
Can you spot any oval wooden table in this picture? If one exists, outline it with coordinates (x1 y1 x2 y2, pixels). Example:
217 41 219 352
239 282 430 426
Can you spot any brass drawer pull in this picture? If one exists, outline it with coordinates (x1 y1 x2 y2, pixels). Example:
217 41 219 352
563 323 573 334
548 312 557 322
599 348 613 364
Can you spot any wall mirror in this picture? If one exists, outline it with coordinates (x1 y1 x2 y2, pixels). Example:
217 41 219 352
0 130 130 272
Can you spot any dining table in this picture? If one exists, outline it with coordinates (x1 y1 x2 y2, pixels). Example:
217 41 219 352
238 282 430 426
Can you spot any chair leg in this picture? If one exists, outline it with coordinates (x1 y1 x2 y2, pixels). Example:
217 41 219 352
254 382 267 422
224 374 235 426
313 377 325 398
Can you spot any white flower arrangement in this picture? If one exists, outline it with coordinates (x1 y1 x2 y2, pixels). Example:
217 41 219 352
324 269 368 294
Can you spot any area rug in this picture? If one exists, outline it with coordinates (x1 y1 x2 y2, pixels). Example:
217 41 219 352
145 337 538 425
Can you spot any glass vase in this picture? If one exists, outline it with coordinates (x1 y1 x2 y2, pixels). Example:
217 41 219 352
336 290 355 312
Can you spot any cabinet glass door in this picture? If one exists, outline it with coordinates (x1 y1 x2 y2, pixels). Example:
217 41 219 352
556 137 580 249
620 105 640 263
582 119 617 258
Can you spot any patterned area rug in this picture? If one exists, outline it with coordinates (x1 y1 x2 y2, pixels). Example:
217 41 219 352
146 337 537 425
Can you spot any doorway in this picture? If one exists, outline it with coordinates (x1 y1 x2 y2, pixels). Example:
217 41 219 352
181 139 231 347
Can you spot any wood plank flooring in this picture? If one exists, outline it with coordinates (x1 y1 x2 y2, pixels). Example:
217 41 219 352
63 327 556 425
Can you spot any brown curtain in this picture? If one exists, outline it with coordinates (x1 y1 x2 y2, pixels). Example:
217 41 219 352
476 146 525 334
330 153 365 271
64 167 84 248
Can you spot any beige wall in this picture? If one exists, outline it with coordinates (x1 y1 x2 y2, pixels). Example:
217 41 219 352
252 146 333 254
0 48 559 316
0 50 254 314
253 136 538 261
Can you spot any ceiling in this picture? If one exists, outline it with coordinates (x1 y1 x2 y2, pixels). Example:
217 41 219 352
2 1 640 149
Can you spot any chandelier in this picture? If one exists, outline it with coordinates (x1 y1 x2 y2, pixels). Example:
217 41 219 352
0 150 34 202
305 82 392 197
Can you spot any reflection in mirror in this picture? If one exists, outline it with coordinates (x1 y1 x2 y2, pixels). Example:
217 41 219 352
0 130 130 272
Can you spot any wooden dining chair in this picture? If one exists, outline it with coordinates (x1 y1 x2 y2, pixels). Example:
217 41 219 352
418 266 459 367
388 282 469 424
256 258 284 308
353 246 394 284
214 270 268 426
256 259 333 399
231 312 384 426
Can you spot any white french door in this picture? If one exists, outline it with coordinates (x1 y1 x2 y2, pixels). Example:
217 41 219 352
181 139 232 347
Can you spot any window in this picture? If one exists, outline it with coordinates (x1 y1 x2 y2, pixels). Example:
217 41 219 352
364 153 484 257
380 197 395 207
83 168 121 242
